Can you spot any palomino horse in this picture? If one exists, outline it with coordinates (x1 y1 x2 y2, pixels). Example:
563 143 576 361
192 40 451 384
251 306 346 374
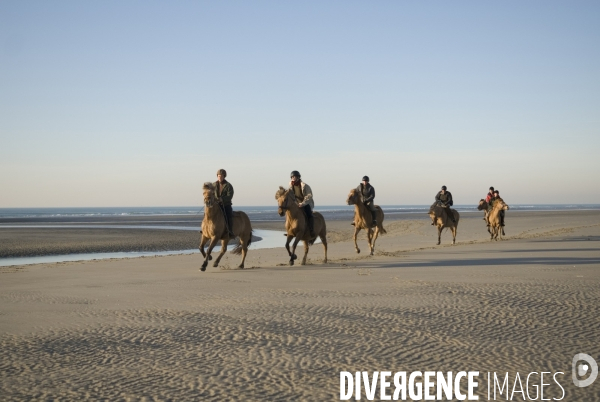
488 198 509 241
346 188 387 255
275 186 327 266
199 182 253 271
428 204 460 245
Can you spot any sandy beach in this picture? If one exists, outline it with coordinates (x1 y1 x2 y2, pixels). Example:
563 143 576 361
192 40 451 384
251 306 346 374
1 210 599 401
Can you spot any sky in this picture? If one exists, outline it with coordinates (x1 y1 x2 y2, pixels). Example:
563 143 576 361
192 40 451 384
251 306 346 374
1 1 599 207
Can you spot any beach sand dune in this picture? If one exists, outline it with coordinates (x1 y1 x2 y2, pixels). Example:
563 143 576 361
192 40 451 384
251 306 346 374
1 211 599 401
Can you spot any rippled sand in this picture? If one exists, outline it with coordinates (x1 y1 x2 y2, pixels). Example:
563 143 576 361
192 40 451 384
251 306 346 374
1 211 599 401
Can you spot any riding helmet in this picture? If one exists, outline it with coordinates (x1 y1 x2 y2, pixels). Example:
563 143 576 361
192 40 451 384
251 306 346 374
290 170 301 178
441 185 447 190
362 176 370 182
216 169 227 177
489 186 494 191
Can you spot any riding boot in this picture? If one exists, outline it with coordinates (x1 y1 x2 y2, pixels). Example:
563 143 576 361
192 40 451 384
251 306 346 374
447 207 456 223
224 205 235 237
307 215 315 237
371 210 377 227
500 211 505 227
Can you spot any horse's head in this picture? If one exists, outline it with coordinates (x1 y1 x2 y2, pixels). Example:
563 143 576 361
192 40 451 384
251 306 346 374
477 199 487 210
202 182 217 208
346 189 360 205
495 197 510 211
275 186 291 217
428 208 437 224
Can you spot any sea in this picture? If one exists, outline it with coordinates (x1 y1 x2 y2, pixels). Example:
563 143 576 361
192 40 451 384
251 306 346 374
2 204 599 222
1 205 598 267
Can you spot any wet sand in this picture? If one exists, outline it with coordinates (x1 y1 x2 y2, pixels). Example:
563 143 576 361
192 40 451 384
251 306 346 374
1 210 599 401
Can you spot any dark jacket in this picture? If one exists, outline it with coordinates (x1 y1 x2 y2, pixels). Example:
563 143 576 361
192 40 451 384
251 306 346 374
356 183 375 204
213 180 234 206
435 191 453 206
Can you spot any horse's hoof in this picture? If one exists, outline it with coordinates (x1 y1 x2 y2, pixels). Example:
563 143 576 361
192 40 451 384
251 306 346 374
356 249 360 254
238 265 244 269
208 255 213 261
289 260 294 266
291 254 297 260
200 265 207 272
436 242 440 245
213 262 218 267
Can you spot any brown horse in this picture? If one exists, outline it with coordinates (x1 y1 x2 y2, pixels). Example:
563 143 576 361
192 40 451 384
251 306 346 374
346 188 387 255
488 197 509 241
275 186 327 266
199 182 253 271
428 205 460 245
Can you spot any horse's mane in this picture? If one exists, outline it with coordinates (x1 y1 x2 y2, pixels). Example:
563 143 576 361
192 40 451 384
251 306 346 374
203 182 215 191
477 199 487 210
275 186 287 199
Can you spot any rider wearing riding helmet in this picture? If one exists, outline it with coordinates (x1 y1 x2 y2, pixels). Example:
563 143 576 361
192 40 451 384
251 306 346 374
289 170 315 237
214 169 235 237
354 176 377 227
434 185 456 223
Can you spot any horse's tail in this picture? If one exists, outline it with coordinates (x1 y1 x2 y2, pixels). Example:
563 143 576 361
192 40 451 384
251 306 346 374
230 229 252 255
230 243 241 255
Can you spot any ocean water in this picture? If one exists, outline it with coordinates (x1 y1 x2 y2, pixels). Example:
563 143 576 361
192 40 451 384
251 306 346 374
1 204 599 222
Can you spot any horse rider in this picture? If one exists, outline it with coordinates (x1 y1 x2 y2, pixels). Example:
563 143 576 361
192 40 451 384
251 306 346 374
434 185 456 223
484 186 495 224
485 186 495 203
289 170 316 237
351 176 377 227
488 190 505 227
214 169 235 237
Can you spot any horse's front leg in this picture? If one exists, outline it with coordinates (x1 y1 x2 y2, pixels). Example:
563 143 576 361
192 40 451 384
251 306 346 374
437 225 443 245
289 235 302 266
451 226 457 245
199 234 208 258
285 235 296 259
213 238 228 267
201 237 220 271
353 227 362 254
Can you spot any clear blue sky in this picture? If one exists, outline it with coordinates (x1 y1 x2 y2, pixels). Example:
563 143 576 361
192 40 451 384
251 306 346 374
1 1 599 206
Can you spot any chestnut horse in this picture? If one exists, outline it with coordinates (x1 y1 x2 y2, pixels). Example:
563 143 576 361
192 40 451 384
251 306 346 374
346 188 387 255
275 186 327 266
199 182 253 271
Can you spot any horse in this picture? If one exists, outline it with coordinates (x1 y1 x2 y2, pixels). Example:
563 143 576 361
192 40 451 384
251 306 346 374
428 204 460 245
488 198 509 241
275 186 327 266
346 188 387 255
199 182 253 271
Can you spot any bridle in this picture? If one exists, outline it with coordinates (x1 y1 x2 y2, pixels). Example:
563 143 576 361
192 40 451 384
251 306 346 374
204 188 217 208
278 190 292 214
